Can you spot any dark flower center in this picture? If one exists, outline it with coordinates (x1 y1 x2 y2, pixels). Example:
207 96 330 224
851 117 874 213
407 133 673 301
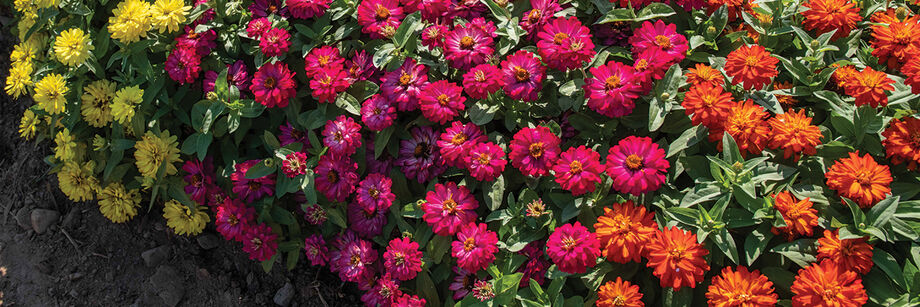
414 142 429 157
327 170 339 183
529 142 544 158
263 76 276 88
513 66 530 82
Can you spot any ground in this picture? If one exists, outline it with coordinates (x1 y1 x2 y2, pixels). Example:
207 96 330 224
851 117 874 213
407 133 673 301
0 8 359 307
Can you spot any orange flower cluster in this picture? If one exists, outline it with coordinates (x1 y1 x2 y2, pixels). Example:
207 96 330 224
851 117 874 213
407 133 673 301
767 109 823 161
645 226 710 290
597 277 644 307
801 0 861 40
706 266 778 307
825 152 893 208
882 116 920 169
723 45 779 91
817 229 874 274
685 64 725 88
593 200 657 264
723 100 771 156
771 191 819 241
790 260 868 307
871 15 920 69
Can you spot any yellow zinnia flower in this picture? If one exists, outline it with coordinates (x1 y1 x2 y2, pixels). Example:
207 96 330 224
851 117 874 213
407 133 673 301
134 130 182 178
163 199 209 236
98 182 141 223
151 0 190 33
58 160 100 202
111 85 143 124
34 0 59 9
33 73 69 115
92 134 107 151
13 0 35 12
10 43 37 65
81 80 116 127
19 109 40 140
54 128 77 162
5 62 33 98
108 0 152 44
54 28 94 67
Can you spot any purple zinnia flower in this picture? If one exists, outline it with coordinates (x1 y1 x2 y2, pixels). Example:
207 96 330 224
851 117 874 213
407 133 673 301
365 141 394 175
437 121 487 168
330 238 378 283
501 50 546 102
182 157 216 205
347 201 387 238
355 173 395 213
304 234 329 266
345 50 379 83
361 274 402 307
204 60 251 94
314 154 359 202
449 266 477 300
380 58 429 112
230 160 276 203
322 115 363 156
303 203 328 225
361 94 397 131
279 121 311 149
397 126 447 183
248 0 288 18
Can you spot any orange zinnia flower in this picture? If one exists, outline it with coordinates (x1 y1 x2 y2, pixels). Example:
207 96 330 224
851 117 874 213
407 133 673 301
900 55 920 94
686 63 725 88
830 64 858 89
705 266 778 307
768 109 823 161
723 45 779 91
843 67 895 108
771 191 819 241
772 81 798 105
790 260 868 307
825 152 893 208
706 0 751 21
597 277 644 307
723 100 770 156
645 226 710 290
682 83 734 131
594 200 658 264
817 229 874 274
871 15 920 69
882 116 920 169
801 0 861 40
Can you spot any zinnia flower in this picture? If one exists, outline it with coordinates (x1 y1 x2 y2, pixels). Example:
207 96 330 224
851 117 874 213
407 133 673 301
381 58 429 111
54 128 77 162
449 267 477 300
165 46 201 84
584 61 643 118
843 67 895 108
163 200 209 236
682 83 735 132
242 223 278 261
203 60 250 94
817 229 874 274
112 85 144 124
628 20 688 64
768 109 823 161
230 160 276 203
871 16 920 69
347 201 386 238
303 45 345 79
464 142 507 181
723 45 779 90
508 126 561 177
552 146 604 196
57 161 100 202
361 94 397 131
33 73 69 115
443 23 494 70
645 226 710 290
5 62 32 98
882 116 920 170
362 274 402 306
134 130 182 178
519 0 561 40
419 80 467 124
248 0 287 17
546 222 600 274
357 0 403 39
303 234 329 266
593 200 657 264
288 0 331 19
314 154 359 202
536 17 596 71
322 115 363 156
606 136 670 196
705 266 778 307
151 0 190 33
18 109 40 140
98 182 141 223
397 126 447 183
215 198 255 241
259 27 291 57
790 260 868 307
80 80 116 127
723 100 771 156
597 277 644 307
501 50 545 102
383 237 423 280
281 152 309 178
462 64 504 100
108 0 152 44
54 28 94 66
331 238 377 282
438 121 487 168
685 63 725 88
801 0 860 40
250 62 298 108
452 223 499 273
421 24 448 48
279 121 311 149
182 158 216 205
246 17 271 38
356 173 395 213
422 182 479 236
825 152 893 208
771 191 819 241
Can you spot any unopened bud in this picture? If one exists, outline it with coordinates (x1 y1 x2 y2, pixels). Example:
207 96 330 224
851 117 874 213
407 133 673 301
206 91 218 100
706 26 717 36
379 25 396 39
660 92 671 100
732 161 743 172
896 7 909 21
810 39 820 49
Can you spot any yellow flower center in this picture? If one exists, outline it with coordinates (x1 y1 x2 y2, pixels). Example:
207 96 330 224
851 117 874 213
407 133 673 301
369 188 380 199
399 72 412 86
463 237 476 251
561 236 577 251
442 199 458 214
437 94 450 106
605 76 621 90
477 153 491 165
318 55 329 66
375 4 390 20
451 132 468 145
553 32 569 44
529 142 544 158
654 35 672 49
625 154 643 171
460 36 475 49
569 160 583 174
514 66 530 82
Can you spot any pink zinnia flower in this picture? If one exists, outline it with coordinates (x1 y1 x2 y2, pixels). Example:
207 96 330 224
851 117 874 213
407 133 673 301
279 121 310 149
508 126 561 177
250 62 297 108
287 0 331 19
230 160 276 203
259 27 291 57
438 121 487 168
419 80 466 124
176 26 217 56
281 152 309 178
246 17 271 38
629 20 688 64
242 223 278 261
345 50 378 83
393 293 426 307
361 94 397 131
357 0 404 39
517 242 550 286
362 274 402 306
420 0 451 22
449 267 477 300
381 58 429 111
314 154 359 202
452 0 486 20
452 223 499 273
536 17 596 71
304 234 329 266
443 24 494 70
331 238 378 283
304 45 345 79
606 136 670 196
552 146 604 196
546 221 600 274
182 158 216 205
520 0 561 40
204 60 250 94
422 182 479 236
502 50 545 102
356 173 395 214
322 115 363 156
421 24 448 49
462 64 504 100
397 126 447 183
347 201 386 238
632 48 673 94
384 237 424 281
165 46 201 84
303 204 328 225
584 61 644 118
464 142 507 181
309 68 351 103
215 198 256 242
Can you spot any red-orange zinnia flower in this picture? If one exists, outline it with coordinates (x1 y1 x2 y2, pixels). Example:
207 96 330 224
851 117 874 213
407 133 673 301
882 116 920 170
800 0 861 40
723 100 771 156
771 191 819 241
682 83 734 132
830 64 858 89
686 63 725 88
870 8 905 24
705 266 778 307
825 151 893 208
772 81 798 105
790 260 868 307
723 45 779 91
843 67 895 108
597 277 644 307
871 15 920 69
768 109 823 161
817 229 874 274
594 200 658 264
645 226 710 290
902 55 920 94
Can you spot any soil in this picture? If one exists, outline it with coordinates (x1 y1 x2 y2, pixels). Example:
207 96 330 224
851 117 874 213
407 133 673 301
0 8 359 307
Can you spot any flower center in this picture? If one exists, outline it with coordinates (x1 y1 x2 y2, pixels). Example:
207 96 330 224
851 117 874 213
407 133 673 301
625 154 643 171
318 55 329 66
442 199 458 214
561 236 577 251
333 131 344 142
474 71 487 82
327 170 339 183
745 55 759 67
477 153 491 165
526 9 541 23
263 76 276 88
513 66 530 82
375 4 390 20
822 287 841 301
393 252 405 265
612 296 627 306
228 215 239 225
529 142 544 158
569 160 583 173
414 142 429 157
369 187 380 199
734 293 751 302
451 132 468 145
553 32 569 44
605 75 621 90
248 181 262 191
668 247 686 261
635 59 649 70
251 237 263 249
399 72 412 86
654 35 672 49
463 237 476 251
350 254 362 266
437 94 450 106
460 36 475 49
854 170 873 185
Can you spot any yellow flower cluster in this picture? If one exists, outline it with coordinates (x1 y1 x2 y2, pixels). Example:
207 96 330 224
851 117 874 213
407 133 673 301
54 128 77 162
108 0 152 44
18 109 40 140
98 183 140 223
134 130 182 179
151 0 190 33
163 200 209 236
34 73 69 115
81 80 116 128
57 160 100 202
112 85 143 124
54 28 94 67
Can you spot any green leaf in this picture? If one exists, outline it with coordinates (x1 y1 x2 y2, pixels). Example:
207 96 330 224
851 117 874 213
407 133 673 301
769 239 817 268
485 175 505 211
270 206 296 225
375 126 395 159
873 249 907 290
244 160 277 179
868 196 899 228
666 125 705 158
844 197 867 228
180 132 213 161
597 8 635 24
721 132 743 163
392 12 421 48
635 3 676 21
743 225 773 265
663 287 692 307
334 92 361 115
470 101 501 125
712 228 740 264
416 271 441 307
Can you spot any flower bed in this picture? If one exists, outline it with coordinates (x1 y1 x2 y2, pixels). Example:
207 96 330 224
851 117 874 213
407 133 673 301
6 0 920 305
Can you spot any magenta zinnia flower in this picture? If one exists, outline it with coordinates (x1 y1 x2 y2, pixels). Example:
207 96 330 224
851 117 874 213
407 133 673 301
246 17 271 38
502 50 545 102
182 157 216 205
452 223 499 273
464 142 507 181
248 0 288 17
421 25 448 49
462 64 504 100
520 0 561 40
250 62 297 108
281 152 309 178
303 234 329 266
357 0 404 39
517 242 550 286
438 121 487 168
345 50 379 83
449 267 477 300
279 121 310 149
381 58 429 111
632 47 673 90
215 197 256 242
242 223 278 261
309 68 351 103
288 0 331 19
443 24 494 70
536 17 596 71
552 146 604 196
322 115 363 156
204 60 250 94
259 27 291 57
230 160 276 203
509 126 560 177
584 61 644 118
384 237 424 281
397 126 447 183
356 173 395 214
165 46 201 84
347 201 386 238
422 182 479 236
629 20 688 65
362 274 402 306
452 0 486 20
606 136 670 196
176 26 217 56
330 238 378 283
361 94 397 131
314 154 359 202
303 203 328 225
304 45 345 79
546 221 600 274
419 80 466 124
